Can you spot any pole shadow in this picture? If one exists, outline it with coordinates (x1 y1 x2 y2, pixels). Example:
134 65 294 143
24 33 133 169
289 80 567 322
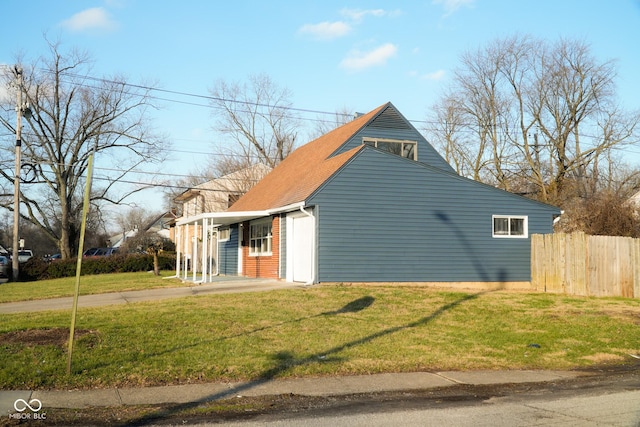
78 296 376 375
127 292 480 426
123 211 511 425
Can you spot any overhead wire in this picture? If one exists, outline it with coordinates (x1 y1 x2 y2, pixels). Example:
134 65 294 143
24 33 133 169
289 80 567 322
0 67 633 186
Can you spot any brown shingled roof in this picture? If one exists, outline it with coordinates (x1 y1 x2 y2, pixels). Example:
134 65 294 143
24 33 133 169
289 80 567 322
227 103 388 212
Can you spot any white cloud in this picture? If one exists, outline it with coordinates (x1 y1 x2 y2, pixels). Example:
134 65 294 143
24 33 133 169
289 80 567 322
340 43 398 72
340 8 386 22
298 21 351 40
432 0 475 16
60 7 118 32
422 69 446 80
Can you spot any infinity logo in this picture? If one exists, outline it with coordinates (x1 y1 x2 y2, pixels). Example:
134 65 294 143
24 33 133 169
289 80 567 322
13 398 42 412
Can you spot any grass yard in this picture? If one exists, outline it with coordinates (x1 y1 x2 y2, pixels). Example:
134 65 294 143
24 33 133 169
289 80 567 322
0 271 182 303
1 281 639 390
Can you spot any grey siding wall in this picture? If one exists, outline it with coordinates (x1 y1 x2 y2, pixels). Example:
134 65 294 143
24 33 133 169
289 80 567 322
308 148 560 283
218 225 239 276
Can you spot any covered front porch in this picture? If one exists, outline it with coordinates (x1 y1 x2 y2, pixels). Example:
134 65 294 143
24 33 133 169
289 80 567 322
174 210 269 284
174 202 314 284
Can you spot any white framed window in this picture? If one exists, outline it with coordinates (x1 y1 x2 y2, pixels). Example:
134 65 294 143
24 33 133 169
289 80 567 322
492 215 528 238
363 137 417 160
218 227 230 242
249 219 272 256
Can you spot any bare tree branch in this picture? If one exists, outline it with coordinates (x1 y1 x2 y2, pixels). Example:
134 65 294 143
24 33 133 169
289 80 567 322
0 39 168 258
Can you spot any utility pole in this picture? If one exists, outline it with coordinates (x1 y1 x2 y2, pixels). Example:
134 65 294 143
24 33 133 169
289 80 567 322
12 66 23 281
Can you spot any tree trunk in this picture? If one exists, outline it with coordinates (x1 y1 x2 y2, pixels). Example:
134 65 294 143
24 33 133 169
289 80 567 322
153 251 160 276
59 195 73 259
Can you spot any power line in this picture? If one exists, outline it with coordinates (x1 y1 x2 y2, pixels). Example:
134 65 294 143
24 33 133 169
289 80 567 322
16 166 253 194
57 71 353 118
4 67 630 143
2 68 636 184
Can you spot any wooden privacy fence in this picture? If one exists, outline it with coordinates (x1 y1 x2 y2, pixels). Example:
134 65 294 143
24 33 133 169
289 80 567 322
531 232 640 298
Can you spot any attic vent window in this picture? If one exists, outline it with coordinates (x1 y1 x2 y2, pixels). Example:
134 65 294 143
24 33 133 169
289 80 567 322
363 138 417 160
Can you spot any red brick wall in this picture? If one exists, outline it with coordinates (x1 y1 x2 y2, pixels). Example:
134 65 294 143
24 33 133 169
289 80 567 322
242 216 280 279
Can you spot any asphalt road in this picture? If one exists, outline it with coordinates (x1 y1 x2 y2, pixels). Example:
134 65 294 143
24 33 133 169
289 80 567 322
220 389 640 426
184 366 640 427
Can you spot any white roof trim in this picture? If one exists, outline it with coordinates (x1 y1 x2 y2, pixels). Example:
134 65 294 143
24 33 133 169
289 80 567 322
175 202 306 227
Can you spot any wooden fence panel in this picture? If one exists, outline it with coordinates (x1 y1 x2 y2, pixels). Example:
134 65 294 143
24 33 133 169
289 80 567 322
566 232 587 296
619 237 634 298
531 232 638 298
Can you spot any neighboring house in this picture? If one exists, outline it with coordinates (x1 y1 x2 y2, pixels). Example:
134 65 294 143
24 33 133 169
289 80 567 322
628 190 640 208
174 164 272 217
109 229 138 249
109 211 177 248
176 102 561 285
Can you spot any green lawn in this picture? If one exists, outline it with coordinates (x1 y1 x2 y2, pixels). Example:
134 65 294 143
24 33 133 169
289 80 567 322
1 280 639 390
0 271 183 303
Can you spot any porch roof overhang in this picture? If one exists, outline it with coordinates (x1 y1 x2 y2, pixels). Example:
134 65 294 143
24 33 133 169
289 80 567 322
175 202 307 227
174 189 202 203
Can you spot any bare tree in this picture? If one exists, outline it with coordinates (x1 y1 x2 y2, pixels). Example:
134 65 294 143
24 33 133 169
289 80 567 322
208 73 300 169
0 40 167 259
113 206 160 235
310 106 354 139
426 35 640 204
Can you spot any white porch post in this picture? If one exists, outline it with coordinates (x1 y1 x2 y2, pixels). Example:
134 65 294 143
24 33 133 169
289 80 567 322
175 224 181 278
201 217 208 283
192 223 198 282
184 223 190 279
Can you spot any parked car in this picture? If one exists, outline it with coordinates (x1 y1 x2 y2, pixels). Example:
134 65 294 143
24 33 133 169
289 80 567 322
44 253 61 262
83 247 118 258
0 255 9 283
17 250 33 263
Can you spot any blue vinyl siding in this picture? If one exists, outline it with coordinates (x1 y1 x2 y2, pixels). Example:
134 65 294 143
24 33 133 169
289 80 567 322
218 225 239 276
308 148 559 283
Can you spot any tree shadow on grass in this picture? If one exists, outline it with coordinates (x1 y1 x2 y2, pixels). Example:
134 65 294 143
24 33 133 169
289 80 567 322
127 291 481 426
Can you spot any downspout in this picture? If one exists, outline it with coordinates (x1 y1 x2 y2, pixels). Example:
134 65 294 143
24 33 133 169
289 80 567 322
553 210 564 226
299 206 315 285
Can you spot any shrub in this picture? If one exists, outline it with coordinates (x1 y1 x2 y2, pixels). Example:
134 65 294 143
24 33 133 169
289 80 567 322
46 258 78 279
557 192 640 237
23 253 177 281
19 257 50 281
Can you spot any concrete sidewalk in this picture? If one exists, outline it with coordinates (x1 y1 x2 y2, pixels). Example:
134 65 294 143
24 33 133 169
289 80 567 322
0 277 302 314
1 370 585 413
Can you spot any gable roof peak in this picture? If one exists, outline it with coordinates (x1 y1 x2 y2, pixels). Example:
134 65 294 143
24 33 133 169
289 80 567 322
226 102 398 212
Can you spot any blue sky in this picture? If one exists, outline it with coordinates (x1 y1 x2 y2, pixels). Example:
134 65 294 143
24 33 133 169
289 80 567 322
1 0 640 216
